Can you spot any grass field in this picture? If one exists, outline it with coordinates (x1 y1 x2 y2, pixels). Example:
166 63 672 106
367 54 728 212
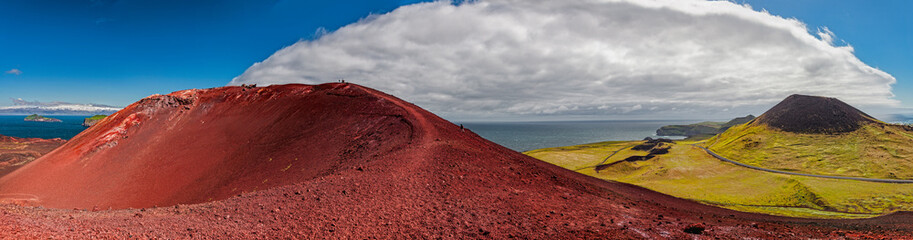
705 123 913 179
526 140 913 219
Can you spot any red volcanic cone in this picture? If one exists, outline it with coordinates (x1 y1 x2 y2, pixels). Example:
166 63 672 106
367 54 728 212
0 83 414 209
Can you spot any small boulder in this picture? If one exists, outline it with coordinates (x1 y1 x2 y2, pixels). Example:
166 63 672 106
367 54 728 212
683 223 705 234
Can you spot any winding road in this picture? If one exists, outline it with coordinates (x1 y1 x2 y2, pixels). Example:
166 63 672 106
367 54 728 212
697 145 913 184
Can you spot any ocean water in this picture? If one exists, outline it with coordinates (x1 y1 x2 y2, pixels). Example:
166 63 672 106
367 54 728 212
0 115 699 152
457 120 698 152
0 115 91 140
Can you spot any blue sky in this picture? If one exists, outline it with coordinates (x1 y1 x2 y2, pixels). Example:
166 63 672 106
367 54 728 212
0 0 910 116
0 0 431 106
740 0 913 110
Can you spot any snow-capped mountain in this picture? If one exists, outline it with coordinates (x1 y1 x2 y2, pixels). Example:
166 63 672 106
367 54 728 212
0 98 121 115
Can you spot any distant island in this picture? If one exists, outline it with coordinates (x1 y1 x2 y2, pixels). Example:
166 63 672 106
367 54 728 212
83 115 107 127
24 114 62 123
656 115 755 140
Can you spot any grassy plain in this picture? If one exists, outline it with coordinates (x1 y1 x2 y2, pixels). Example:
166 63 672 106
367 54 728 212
526 140 913 219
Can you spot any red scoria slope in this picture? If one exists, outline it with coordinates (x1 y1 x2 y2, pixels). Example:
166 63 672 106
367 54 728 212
0 83 911 239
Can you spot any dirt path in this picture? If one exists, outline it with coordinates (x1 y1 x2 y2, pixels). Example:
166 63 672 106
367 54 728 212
574 143 635 171
597 143 635 165
697 145 913 183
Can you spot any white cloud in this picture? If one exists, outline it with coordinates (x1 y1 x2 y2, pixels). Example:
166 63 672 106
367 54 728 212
4 69 22 75
231 0 897 120
817 27 836 45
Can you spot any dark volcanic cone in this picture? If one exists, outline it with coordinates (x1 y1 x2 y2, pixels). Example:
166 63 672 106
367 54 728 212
751 94 879 134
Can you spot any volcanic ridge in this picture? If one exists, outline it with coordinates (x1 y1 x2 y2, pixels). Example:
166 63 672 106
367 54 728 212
750 94 879 134
0 84 910 238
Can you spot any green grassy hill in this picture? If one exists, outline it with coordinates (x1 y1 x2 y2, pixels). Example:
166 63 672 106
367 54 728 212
527 140 913 219
704 94 913 179
704 123 913 179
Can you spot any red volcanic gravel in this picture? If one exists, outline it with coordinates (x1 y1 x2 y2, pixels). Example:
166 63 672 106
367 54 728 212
0 83 911 239
0 135 65 177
